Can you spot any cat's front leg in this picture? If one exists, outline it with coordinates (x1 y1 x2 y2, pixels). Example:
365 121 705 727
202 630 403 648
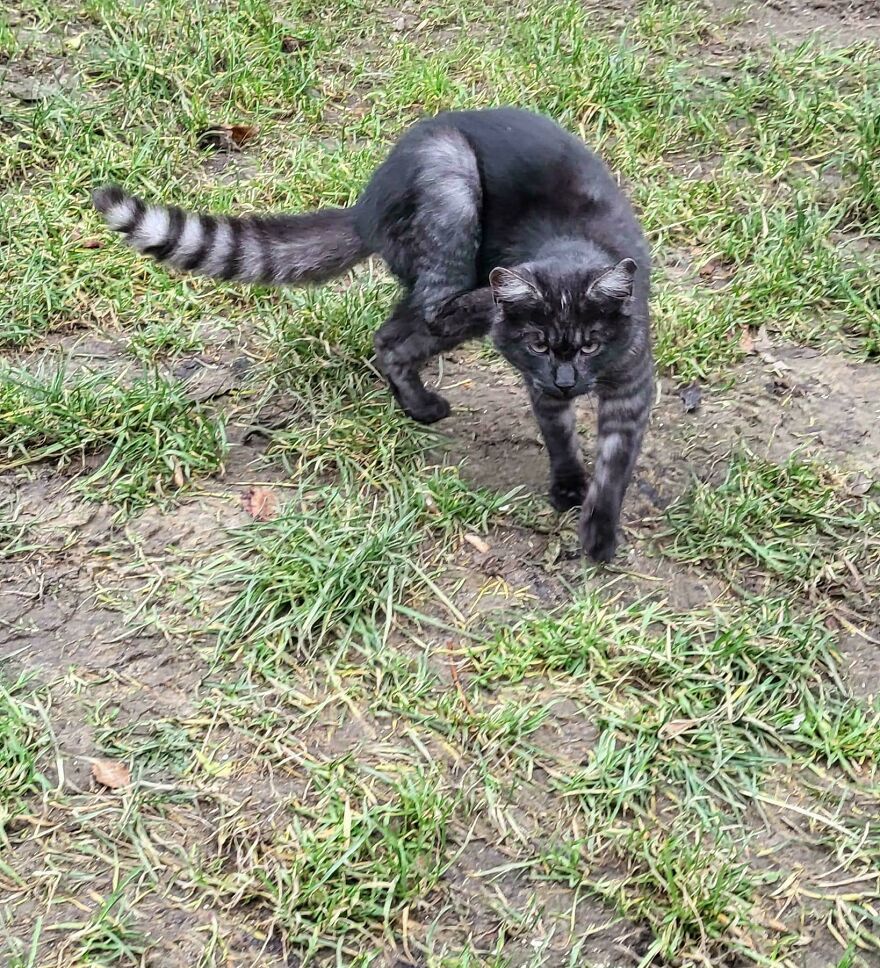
580 382 652 562
528 388 586 511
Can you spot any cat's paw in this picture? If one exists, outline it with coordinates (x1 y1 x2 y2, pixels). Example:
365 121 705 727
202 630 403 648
549 473 587 511
404 392 451 424
580 506 618 563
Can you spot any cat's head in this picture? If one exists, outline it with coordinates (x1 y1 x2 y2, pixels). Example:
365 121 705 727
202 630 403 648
489 258 639 399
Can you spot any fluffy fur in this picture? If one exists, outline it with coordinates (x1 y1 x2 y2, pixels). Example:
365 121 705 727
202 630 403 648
92 107 653 561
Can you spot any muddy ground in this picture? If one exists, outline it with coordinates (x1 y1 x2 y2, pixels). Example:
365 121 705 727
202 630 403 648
2 0 880 965
3 337 880 965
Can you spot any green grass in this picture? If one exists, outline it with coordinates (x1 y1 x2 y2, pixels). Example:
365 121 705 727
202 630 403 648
55 878 151 967
470 591 880 962
3 0 880 964
0 671 48 841
211 467 515 675
0 361 227 511
194 761 453 955
663 451 880 599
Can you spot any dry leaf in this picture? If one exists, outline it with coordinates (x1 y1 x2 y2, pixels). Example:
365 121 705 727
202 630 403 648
230 124 259 146
463 533 490 554
79 236 104 249
848 473 875 497
197 124 260 152
172 461 185 488
241 486 278 521
740 328 756 355
91 758 131 789
659 718 698 740
281 35 309 52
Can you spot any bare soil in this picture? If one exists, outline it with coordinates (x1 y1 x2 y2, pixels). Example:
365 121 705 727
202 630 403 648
3 1 880 964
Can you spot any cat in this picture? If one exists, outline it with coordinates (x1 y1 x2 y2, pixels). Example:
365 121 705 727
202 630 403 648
91 107 653 562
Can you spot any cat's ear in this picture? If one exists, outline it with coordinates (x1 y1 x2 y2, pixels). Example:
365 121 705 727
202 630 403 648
588 258 637 302
489 267 541 306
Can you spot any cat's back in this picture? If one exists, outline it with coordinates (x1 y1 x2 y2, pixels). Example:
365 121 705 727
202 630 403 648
356 107 643 273
361 107 613 212
417 107 607 199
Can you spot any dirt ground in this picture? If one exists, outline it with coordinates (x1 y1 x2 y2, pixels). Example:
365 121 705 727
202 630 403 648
2 0 880 965
3 343 880 965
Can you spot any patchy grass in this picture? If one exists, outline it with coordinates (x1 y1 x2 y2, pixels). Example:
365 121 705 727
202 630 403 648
3 0 880 964
472 592 880 962
663 452 880 602
211 467 518 675
0 362 227 511
194 761 452 955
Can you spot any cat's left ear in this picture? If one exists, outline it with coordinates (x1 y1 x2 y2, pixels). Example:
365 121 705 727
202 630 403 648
588 258 637 306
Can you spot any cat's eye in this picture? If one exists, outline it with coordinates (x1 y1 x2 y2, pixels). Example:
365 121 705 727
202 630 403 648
529 340 549 354
580 341 600 356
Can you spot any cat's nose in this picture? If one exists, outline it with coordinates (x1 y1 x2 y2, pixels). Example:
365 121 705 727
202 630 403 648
554 363 576 389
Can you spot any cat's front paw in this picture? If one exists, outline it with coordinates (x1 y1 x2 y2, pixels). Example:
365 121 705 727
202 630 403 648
549 472 587 511
580 505 618 563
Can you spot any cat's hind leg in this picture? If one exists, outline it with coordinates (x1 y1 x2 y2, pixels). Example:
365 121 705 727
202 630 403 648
375 289 496 423
373 128 486 422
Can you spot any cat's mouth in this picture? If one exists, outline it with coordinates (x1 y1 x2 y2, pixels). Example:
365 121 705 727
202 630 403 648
543 385 578 400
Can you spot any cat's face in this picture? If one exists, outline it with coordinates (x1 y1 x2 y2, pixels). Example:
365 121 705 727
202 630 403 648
489 258 638 400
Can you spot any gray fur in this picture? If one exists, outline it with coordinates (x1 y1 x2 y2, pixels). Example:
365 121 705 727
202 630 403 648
90 108 654 561
91 186 369 285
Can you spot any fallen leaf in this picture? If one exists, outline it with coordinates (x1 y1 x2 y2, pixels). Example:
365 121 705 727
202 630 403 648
281 34 310 52
463 533 490 554
848 473 875 497
79 236 104 249
172 461 185 488
678 382 702 413
197 123 260 152
659 718 698 740
698 257 727 278
740 328 756 355
229 124 259 147
242 486 278 521
91 758 130 789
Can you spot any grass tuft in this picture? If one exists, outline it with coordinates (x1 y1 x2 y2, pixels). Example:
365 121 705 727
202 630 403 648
0 362 227 511
0 671 48 842
195 762 452 953
663 451 880 598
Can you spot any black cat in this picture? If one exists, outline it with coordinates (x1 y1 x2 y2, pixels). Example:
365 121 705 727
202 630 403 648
92 107 653 561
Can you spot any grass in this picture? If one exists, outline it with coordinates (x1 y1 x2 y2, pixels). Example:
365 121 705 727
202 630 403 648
0 671 48 842
211 467 517 675
663 451 880 603
471 592 880 962
0 361 227 511
193 761 453 955
2 0 880 964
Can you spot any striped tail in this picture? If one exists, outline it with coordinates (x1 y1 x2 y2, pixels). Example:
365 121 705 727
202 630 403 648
91 185 371 285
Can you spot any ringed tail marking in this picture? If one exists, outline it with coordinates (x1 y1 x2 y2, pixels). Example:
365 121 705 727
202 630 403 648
90 184 371 286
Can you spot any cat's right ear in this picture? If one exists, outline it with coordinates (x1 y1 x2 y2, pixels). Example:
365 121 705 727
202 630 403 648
489 267 541 307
